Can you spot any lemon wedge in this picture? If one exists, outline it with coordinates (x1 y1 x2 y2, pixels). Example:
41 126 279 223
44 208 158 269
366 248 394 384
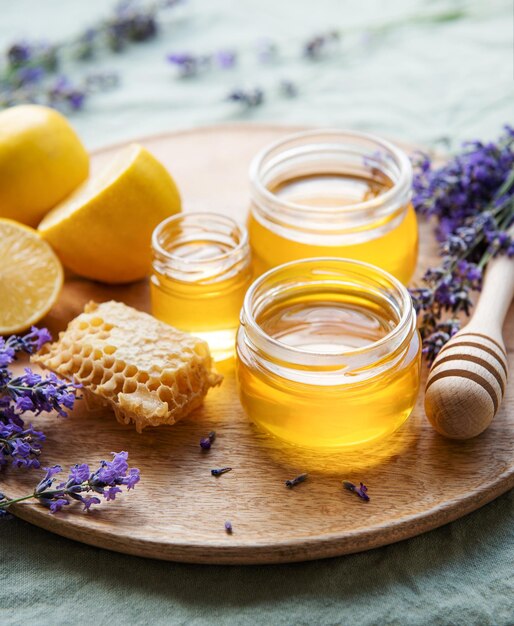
0 105 89 227
39 143 181 284
0 219 63 335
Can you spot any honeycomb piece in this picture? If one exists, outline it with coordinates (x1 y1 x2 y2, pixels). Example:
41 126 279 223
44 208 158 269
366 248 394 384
32 300 223 432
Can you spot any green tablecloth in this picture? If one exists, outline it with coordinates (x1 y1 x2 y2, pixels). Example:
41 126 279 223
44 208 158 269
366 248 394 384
1 1 513 624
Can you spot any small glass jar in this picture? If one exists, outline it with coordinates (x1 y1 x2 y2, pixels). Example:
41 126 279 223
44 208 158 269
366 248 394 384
236 258 421 448
151 213 252 362
248 129 417 284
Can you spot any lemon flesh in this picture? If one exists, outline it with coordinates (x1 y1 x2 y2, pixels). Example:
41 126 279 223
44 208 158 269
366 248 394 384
0 105 89 227
39 143 182 284
0 219 63 335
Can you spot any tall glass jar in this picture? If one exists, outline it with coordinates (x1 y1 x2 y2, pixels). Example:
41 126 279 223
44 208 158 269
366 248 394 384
151 212 252 362
236 258 421 448
248 129 417 284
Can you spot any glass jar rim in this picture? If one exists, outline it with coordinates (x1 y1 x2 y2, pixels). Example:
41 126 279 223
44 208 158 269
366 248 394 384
152 212 249 267
249 128 413 218
240 257 415 369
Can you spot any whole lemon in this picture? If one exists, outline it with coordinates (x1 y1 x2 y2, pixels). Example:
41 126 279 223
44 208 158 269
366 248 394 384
39 143 181 284
0 104 89 227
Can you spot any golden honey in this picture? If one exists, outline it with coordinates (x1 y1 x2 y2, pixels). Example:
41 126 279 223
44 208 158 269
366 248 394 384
236 258 421 448
151 213 252 362
248 130 418 284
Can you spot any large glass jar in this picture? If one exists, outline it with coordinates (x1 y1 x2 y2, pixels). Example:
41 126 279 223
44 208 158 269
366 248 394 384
236 258 421 448
248 129 417 284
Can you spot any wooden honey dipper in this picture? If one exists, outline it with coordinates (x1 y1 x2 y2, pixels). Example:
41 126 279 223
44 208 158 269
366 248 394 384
425 249 514 439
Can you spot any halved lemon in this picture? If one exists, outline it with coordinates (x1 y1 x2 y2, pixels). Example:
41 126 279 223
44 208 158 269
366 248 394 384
39 143 181 284
0 219 63 335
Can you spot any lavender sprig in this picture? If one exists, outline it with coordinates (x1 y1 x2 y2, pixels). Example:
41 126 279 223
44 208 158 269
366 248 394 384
0 0 184 111
0 328 80 470
0 326 51 366
411 126 514 362
0 451 140 514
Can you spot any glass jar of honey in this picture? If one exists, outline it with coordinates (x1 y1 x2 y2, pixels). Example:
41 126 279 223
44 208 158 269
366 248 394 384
151 213 252 362
236 258 421 448
248 129 417 284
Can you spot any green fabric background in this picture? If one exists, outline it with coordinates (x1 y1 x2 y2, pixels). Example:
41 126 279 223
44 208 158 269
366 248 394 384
1 1 513 624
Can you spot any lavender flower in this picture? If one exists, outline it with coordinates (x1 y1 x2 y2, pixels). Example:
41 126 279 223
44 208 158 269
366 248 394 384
0 328 80 470
167 52 207 77
0 420 45 469
303 31 340 59
411 127 514 361
227 87 264 108
107 2 158 51
211 467 232 477
343 480 370 502
0 452 140 514
7 42 32 67
215 50 237 69
5 369 80 418
48 76 87 111
0 326 51 367
167 49 236 77
200 430 216 450
224 520 233 534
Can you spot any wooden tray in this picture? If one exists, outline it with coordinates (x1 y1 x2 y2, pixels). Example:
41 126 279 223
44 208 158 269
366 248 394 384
3 124 513 565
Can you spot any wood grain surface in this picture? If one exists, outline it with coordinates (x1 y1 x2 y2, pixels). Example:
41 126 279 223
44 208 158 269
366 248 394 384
3 124 513 565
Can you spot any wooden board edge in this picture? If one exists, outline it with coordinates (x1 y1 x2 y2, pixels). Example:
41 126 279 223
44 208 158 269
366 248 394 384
10 466 514 565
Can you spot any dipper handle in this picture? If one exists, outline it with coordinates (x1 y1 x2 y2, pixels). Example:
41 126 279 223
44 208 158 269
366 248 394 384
425 250 514 439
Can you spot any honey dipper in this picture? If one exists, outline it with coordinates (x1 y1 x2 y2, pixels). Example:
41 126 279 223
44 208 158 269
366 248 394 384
425 248 514 439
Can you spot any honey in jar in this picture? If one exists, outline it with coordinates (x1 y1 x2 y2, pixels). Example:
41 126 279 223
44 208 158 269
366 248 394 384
248 130 418 284
151 213 252 362
236 258 421 448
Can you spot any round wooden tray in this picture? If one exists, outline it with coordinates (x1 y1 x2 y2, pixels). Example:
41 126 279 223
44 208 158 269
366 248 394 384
3 124 514 565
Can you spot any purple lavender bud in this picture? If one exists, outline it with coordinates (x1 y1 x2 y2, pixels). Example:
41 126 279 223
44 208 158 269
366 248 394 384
104 486 123 501
227 88 264 107
343 480 370 501
0 341 15 368
211 467 232 477
67 463 90 486
200 431 216 450
16 66 45 86
35 465 62 494
224 520 233 534
7 42 32 66
215 50 236 69
285 473 308 488
82 495 101 511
